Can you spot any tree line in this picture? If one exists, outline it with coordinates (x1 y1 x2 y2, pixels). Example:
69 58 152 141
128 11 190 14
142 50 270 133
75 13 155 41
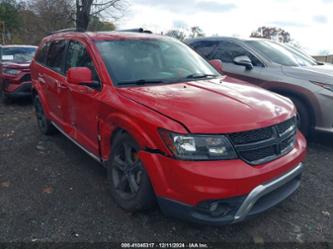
0 0 123 45
1 0 296 47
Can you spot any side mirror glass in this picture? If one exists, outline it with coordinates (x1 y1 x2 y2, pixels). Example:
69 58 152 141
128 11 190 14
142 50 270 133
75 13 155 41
209 59 223 73
233 55 253 70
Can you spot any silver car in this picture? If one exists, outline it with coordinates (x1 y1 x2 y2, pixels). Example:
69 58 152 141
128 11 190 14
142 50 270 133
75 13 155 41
186 37 333 136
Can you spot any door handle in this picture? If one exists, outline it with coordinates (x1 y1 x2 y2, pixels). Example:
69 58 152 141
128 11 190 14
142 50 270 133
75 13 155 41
56 81 67 89
58 84 68 89
37 73 46 84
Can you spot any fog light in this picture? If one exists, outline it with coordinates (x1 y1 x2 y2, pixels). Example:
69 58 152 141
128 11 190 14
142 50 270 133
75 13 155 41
209 202 233 217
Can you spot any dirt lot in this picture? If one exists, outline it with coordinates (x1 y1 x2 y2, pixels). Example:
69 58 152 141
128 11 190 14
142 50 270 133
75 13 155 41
0 97 332 244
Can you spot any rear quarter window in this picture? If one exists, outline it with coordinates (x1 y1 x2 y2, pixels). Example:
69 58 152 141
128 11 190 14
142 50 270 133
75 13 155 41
35 42 50 65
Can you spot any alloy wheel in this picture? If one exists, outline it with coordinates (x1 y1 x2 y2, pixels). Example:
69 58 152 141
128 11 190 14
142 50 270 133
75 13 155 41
111 142 143 199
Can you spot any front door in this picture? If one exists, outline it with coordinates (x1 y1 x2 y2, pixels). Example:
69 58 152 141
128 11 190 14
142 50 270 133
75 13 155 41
64 40 102 156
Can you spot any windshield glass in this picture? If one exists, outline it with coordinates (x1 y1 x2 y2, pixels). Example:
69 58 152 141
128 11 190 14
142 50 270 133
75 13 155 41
95 38 219 85
245 40 316 67
1 47 37 63
284 44 320 65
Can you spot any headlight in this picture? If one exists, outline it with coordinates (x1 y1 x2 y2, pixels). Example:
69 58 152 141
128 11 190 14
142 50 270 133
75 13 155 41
159 129 237 160
310 81 333 92
3 68 21 75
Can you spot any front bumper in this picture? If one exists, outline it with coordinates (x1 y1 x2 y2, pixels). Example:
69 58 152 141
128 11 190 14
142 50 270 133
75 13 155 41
158 163 303 225
2 81 32 97
139 132 306 225
1 71 32 98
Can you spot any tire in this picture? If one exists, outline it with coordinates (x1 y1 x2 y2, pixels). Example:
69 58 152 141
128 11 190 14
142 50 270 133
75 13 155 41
107 132 155 212
34 96 56 135
289 97 311 137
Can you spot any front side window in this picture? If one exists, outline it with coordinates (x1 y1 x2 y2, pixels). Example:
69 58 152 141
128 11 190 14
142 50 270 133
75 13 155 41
190 40 219 58
1 46 37 63
245 40 316 67
46 40 67 73
65 41 100 82
213 41 264 67
95 38 219 86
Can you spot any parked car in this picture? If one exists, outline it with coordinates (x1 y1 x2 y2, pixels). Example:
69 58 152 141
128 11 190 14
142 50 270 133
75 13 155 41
31 30 306 225
0 45 37 101
186 37 333 136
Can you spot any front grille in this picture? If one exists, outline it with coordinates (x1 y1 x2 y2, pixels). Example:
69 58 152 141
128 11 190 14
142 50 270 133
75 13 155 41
229 127 273 145
229 117 297 165
240 146 276 163
20 74 32 83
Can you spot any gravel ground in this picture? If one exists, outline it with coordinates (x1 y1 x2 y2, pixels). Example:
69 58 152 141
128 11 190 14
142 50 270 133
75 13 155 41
0 97 332 244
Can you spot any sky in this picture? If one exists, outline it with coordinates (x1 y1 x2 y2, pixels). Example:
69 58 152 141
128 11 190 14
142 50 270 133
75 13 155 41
117 0 333 55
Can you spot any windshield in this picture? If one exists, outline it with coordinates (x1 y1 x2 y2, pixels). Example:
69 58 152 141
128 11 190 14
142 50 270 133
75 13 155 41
284 44 320 65
1 47 37 63
245 40 317 67
95 38 219 86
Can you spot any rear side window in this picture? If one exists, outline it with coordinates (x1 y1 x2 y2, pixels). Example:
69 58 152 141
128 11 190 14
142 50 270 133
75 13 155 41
35 42 49 65
190 40 219 58
65 41 100 82
46 40 67 73
213 41 264 67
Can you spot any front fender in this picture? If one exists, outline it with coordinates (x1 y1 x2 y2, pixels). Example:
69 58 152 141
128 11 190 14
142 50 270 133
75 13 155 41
99 112 157 161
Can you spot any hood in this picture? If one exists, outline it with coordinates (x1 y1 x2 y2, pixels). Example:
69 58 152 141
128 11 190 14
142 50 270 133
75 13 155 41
117 79 295 134
282 64 333 85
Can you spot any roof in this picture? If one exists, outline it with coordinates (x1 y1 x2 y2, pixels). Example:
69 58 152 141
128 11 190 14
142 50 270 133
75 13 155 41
185 36 270 43
45 31 168 42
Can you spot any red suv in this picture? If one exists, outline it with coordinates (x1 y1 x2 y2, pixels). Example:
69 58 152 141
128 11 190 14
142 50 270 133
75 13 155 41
31 30 306 225
0 45 37 101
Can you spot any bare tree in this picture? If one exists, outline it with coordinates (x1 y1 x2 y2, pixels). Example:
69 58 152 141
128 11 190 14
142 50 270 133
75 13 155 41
189 26 205 38
31 0 75 33
165 29 187 41
250 26 291 43
76 0 125 31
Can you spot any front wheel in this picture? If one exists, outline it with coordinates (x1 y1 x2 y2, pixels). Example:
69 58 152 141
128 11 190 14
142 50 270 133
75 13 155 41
107 133 155 212
289 97 311 137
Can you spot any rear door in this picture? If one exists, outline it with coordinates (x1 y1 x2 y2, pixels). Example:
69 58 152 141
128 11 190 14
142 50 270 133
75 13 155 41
64 40 102 156
211 41 266 85
43 40 68 126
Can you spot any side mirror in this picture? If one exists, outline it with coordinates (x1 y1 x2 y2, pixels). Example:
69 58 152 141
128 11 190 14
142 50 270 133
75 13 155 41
233 55 253 70
66 67 93 85
209 59 223 73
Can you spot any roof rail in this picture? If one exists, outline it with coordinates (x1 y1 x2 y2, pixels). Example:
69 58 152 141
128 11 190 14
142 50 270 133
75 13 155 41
117 28 152 34
48 28 85 36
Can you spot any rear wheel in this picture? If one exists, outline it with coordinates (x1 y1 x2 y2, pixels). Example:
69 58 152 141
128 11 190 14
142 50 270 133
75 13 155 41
34 96 56 135
289 97 311 137
107 132 155 212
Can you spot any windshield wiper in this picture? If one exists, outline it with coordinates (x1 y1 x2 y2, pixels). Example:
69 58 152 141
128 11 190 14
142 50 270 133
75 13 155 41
118 79 166 86
185 73 218 79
